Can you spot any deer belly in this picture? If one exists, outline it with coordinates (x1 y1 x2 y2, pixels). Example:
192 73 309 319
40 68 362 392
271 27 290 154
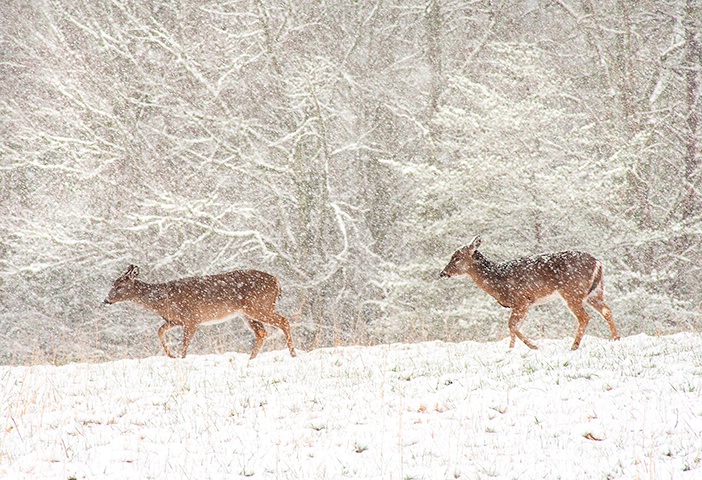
200 311 243 326
532 291 561 306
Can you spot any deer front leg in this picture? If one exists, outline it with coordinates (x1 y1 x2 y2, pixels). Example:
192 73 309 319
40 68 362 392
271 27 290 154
508 306 538 350
158 322 178 358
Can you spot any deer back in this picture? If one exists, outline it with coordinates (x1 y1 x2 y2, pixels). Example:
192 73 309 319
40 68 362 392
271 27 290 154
106 267 280 324
490 251 598 307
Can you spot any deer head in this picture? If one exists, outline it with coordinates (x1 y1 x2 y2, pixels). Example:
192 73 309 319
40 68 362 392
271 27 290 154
104 265 140 304
439 235 481 278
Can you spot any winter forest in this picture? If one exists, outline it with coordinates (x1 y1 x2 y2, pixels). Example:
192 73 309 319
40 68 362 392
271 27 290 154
1 0 701 365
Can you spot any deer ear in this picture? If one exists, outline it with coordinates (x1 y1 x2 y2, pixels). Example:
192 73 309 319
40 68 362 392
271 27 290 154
467 235 481 252
125 265 140 279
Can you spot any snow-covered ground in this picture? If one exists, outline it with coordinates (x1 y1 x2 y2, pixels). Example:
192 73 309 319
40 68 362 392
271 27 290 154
1 333 701 479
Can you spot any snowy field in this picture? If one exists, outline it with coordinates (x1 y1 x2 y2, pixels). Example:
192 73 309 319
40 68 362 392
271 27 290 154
2 333 702 479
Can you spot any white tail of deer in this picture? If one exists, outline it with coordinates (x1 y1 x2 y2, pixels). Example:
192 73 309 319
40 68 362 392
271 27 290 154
104 265 296 359
439 235 620 350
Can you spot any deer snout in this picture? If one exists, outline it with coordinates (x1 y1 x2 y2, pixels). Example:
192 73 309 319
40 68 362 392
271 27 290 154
439 270 449 278
103 298 113 305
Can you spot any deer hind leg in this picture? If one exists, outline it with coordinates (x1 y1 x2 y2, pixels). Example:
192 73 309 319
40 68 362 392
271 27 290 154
157 322 178 358
565 299 591 351
508 306 538 350
181 323 199 358
251 310 296 358
586 295 620 341
246 319 269 360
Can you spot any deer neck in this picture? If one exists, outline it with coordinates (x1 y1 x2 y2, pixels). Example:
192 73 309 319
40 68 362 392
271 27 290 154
132 280 170 312
468 252 511 306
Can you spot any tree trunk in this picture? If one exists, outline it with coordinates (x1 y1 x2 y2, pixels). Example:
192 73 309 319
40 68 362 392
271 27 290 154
682 0 701 220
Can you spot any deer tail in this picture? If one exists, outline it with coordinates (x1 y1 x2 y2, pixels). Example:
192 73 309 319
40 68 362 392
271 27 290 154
588 262 603 296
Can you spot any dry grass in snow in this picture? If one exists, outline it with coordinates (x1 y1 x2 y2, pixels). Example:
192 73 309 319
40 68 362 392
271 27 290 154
1 333 702 479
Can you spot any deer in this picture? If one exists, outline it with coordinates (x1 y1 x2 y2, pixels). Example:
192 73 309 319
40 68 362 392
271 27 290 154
439 235 620 351
104 265 296 360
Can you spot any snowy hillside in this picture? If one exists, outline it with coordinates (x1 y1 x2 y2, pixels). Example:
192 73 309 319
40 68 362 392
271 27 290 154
2 334 702 479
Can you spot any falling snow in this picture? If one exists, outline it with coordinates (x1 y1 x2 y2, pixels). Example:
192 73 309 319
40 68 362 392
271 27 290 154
1 3 702 476
2 0 702 363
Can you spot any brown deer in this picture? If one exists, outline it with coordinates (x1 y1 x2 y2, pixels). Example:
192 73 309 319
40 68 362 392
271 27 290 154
104 265 296 359
439 235 620 350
